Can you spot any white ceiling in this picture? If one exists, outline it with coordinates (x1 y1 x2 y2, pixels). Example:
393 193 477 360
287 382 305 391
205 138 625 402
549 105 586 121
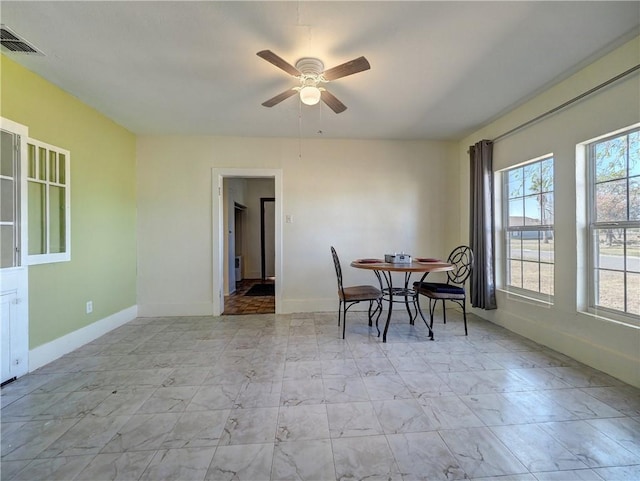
1 1 638 140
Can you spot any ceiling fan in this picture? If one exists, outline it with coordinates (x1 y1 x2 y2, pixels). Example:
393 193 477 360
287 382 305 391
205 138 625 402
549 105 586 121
257 50 370 114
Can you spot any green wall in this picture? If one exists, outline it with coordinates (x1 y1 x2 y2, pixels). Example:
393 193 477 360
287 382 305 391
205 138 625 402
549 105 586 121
1 55 137 349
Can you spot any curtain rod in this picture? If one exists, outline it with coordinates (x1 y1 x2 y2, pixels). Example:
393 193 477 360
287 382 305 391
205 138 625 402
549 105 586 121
468 63 640 151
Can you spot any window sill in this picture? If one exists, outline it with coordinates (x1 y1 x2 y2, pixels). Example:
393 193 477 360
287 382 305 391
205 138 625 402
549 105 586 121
28 253 71 265
583 307 640 329
497 288 554 308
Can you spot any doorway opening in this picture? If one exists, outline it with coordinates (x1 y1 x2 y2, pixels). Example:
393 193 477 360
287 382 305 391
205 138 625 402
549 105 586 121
212 168 282 316
222 195 276 315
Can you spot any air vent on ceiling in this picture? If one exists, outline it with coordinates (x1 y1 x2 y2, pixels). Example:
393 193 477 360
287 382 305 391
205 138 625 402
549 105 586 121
1 25 43 55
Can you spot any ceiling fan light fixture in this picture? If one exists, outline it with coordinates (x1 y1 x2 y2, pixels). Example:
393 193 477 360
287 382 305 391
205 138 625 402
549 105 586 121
258 50 369 113
299 85 321 105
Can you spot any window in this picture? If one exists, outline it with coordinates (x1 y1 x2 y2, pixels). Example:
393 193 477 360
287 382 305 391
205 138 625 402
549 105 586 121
26 139 70 264
588 128 639 319
503 155 554 298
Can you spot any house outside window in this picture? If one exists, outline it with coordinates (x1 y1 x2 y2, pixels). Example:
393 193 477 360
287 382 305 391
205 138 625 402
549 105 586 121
503 155 554 299
588 127 639 319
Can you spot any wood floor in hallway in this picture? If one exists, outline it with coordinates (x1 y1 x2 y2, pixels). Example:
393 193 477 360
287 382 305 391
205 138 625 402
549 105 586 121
223 278 275 315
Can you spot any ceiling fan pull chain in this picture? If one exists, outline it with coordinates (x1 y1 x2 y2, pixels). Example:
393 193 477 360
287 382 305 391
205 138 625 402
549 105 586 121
298 100 303 160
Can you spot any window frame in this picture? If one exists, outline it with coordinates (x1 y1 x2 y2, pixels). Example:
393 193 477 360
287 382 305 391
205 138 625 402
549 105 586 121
25 138 71 265
586 127 639 322
501 154 555 302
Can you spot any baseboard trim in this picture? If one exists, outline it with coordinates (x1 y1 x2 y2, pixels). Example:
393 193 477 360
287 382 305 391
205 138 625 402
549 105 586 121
137 303 214 317
472 306 640 388
29 305 138 372
280 298 335 314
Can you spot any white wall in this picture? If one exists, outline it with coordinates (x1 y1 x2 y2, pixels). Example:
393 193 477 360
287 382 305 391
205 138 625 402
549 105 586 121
455 36 640 387
136 136 455 316
244 178 276 280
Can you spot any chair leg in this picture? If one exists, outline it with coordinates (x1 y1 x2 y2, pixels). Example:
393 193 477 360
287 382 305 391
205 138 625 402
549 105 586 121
367 300 373 327
415 292 434 340
342 304 348 339
462 297 468 336
374 299 383 317
442 299 447 324
404 294 414 325
429 298 435 329
337 300 342 326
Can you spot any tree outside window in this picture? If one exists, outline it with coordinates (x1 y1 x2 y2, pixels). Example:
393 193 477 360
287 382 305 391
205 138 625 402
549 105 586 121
589 128 639 318
503 155 554 298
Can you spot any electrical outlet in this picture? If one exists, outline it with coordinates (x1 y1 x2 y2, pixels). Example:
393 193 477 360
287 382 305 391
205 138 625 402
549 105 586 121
86 301 93 314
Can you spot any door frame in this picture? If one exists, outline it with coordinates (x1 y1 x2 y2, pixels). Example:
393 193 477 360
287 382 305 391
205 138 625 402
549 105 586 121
1 117 30 382
212 168 282 316
260 197 275 281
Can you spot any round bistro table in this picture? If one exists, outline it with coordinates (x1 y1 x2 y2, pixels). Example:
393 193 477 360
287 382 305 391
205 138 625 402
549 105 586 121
350 259 454 342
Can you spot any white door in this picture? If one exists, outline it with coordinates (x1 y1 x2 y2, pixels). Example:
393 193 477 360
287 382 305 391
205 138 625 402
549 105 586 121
1 121 29 383
227 192 236 293
1 291 19 382
264 200 275 278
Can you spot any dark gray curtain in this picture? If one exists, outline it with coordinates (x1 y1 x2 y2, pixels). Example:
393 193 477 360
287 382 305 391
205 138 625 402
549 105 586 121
469 140 497 309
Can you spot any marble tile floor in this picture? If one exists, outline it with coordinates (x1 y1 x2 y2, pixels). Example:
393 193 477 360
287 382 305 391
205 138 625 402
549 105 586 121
1 310 640 481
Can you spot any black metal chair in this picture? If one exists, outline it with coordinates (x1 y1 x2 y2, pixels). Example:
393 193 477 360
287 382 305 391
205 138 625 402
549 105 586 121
331 246 383 339
413 246 474 335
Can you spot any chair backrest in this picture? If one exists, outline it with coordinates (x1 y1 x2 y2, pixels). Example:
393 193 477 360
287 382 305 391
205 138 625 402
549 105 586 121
330 246 345 295
446 245 474 285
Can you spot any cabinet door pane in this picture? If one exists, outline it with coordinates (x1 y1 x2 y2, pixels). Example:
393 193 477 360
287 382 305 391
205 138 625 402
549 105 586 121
58 154 66 184
28 182 46 255
1 130 14 177
49 185 65 253
28 144 36 178
38 147 47 181
1 225 16 268
1 178 14 223
49 151 57 183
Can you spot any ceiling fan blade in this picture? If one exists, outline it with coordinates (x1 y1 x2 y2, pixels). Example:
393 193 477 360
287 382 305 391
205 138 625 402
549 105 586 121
321 90 347 114
322 56 370 81
262 88 298 107
257 50 301 77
